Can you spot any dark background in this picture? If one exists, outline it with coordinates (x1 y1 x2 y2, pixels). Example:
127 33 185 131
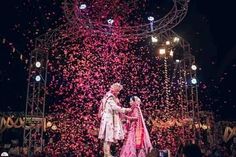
0 0 235 120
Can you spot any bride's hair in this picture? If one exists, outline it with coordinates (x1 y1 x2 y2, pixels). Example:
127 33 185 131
130 96 141 104
130 96 135 102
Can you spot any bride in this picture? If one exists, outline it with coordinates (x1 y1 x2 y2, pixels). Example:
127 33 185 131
120 96 153 157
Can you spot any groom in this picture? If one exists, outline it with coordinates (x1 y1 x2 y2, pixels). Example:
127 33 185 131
98 83 131 157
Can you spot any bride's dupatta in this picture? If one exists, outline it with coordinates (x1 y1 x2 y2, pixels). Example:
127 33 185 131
135 107 144 149
136 105 153 155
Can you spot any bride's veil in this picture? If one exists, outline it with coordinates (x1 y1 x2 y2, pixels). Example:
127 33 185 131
133 96 153 153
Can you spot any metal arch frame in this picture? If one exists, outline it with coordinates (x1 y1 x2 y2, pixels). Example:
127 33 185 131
23 22 74 156
23 46 48 156
63 0 190 39
180 52 200 139
36 0 191 42
155 29 200 140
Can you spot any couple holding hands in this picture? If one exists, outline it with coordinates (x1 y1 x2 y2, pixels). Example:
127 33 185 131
98 83 153 157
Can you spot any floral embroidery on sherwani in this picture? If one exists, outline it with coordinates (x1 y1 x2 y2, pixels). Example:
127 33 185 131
98 92 126 143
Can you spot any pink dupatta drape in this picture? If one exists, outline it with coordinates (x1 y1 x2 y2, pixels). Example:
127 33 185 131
138 106 153 154
120 105 153 157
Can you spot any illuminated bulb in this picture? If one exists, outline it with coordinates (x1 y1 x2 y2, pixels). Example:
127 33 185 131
151 36 158 43
35 61 41 68
35 75 41 82
46 121 52 128
191 65 197 70
173 37 180 43
1 152 9 157
107 19 114 24
191 78 197 84
202 125 208 130
159 48 166 55
148 16 154 21
79 4 86 10
170 49 174 56
166 41 170 45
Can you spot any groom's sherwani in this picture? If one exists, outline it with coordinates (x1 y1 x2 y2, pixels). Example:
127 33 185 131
98 91 127 142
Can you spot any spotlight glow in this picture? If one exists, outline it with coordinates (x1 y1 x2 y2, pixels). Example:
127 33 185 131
148 16 154 21
191 65 197 71
191 78 197 84
159 48 166 55
173 37 180 43
151 36 158 43
79 4 86 10
35 75 41 82
176 59 180 63
35 61 41 68
166 41 170 45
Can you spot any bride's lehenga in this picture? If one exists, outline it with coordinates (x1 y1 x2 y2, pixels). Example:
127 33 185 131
120 105 153 157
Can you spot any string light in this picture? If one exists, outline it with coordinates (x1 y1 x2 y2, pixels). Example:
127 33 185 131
170 49 174 57
159 48 166 55
166 41 170 45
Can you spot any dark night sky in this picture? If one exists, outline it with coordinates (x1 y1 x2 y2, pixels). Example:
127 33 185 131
0 0 235 120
